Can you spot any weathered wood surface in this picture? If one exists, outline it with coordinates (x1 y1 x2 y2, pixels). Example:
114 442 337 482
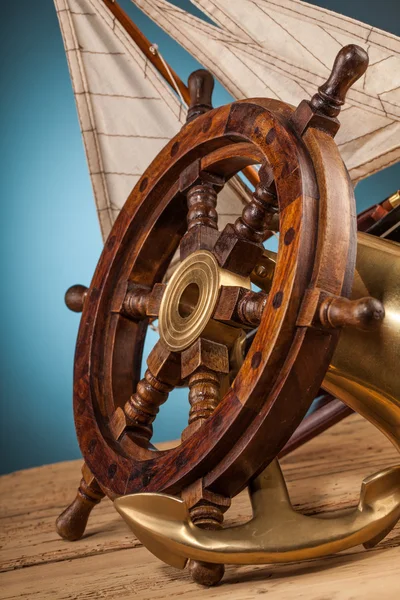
1 414 399 599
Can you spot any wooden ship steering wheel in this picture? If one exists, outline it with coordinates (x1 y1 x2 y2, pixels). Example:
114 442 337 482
56 45 389 585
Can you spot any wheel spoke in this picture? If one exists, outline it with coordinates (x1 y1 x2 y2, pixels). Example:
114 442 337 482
212 164 278 278
121 282 166 320
213 285 268 328
180 336 232 586
181 337 229 440
234 163 278 244
186 181 219 231
178 68 223 264
123 340 181 444
179 161 224 262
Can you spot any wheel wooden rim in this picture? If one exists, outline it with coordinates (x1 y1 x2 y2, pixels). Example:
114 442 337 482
73 98 356 499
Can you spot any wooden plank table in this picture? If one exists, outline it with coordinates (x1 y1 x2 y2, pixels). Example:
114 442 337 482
1 413 399 599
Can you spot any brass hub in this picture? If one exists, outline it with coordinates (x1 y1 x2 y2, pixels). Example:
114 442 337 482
159 250 250 352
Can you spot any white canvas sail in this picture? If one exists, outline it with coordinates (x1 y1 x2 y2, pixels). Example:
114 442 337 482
132 0 400 182
55 0 251 241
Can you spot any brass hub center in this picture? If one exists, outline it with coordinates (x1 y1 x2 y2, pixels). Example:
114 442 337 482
159 251 222 352
159 250 251 352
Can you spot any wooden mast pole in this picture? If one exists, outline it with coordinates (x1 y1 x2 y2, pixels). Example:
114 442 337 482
102 0 259 186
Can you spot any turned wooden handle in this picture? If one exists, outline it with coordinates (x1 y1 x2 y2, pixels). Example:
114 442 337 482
187 69 214 122
65 284 88 313
311 45 369 117
319 296 385 330
56 476 104 541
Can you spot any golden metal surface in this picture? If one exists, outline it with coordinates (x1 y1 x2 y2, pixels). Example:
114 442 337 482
387 190 400 209
324 233 400 451
115 459 400 567
159 250 250 351
250 249 276 293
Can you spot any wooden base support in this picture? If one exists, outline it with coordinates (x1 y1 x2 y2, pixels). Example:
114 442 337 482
55 463 105 541
188 558 225 587
188 502 226 586
182 481 230 586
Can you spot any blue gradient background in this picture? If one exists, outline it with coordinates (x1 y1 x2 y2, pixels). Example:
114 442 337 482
0 1 399 474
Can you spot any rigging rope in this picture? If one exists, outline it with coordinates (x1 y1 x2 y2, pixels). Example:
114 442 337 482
149 43 188 108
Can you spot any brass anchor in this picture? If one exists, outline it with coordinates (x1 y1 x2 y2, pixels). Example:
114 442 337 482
115 459 400 568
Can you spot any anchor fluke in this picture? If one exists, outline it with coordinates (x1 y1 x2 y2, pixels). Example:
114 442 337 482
114 493 189 569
